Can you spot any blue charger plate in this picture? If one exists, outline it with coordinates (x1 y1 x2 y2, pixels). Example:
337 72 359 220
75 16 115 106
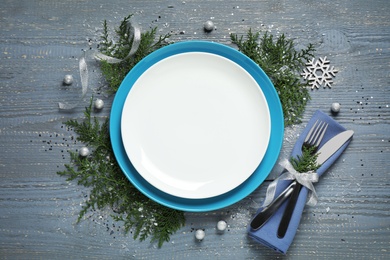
110 41 284 212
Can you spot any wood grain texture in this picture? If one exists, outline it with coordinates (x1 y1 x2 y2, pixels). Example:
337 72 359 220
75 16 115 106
1 0 389 259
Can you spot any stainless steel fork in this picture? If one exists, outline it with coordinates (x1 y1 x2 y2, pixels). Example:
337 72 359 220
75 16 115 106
302 120 328 154
250 120 328 231
277 119 328 238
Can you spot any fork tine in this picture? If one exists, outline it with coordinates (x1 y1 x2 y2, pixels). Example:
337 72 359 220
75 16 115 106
307 121 324 145
305 120 328 147
312 122 328 147
304 120 319 143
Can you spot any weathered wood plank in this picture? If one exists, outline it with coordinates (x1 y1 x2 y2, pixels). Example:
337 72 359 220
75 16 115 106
0 0 389 259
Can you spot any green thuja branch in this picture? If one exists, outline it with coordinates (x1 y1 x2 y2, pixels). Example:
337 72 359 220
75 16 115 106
99 14 171 92
231 29 315 126
58 99 185 247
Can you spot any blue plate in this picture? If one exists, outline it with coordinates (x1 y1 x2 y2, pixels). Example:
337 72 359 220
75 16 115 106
110 41 284 212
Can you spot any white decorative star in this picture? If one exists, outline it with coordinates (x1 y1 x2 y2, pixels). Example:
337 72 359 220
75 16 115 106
301 56 338 89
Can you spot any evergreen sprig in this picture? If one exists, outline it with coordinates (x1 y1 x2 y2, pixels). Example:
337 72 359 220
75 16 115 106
58 99 185 247
291 145 320 172
98 14 171 92
231 29 315 126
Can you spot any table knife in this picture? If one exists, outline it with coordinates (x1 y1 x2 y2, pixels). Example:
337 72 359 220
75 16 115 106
250 130 354 231
277 130 354 238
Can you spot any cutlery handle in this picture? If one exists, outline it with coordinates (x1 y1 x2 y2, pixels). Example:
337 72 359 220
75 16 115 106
250 181 296 230
277 182 302 238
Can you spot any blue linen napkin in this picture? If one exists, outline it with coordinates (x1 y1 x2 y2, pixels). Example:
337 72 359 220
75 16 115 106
248 110 353 254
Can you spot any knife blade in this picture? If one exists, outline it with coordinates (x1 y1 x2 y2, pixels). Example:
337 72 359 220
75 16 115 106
316 130 354 165
276 129 354 237
250 129 354 231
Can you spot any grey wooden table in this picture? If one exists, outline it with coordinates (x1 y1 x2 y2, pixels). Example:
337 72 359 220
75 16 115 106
1 0 389 259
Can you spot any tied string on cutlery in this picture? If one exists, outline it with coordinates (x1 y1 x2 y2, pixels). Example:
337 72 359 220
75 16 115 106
262 159 319 209
58 20 141 110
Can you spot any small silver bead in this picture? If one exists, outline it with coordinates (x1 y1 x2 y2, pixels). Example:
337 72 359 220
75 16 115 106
203 20 214 32
217 220 227 231
331 102 341 113
195 229 205 240
79 147 90 157
63 74 74 85
94 98 104 110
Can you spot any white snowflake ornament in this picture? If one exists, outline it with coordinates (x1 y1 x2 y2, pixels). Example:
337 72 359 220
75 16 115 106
301 56 338 89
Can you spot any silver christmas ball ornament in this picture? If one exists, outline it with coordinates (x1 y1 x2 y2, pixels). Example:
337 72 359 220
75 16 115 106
331 102 341 113
79 146 90 157
217 220 227 231
94 98 104 110
203 20 214 32
195 229 205 240
63 74 74 85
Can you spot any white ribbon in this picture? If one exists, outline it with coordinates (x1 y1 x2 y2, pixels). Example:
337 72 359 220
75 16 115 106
94 21 141 64
59 21 141 109
262 159 319 207
58 55 88 110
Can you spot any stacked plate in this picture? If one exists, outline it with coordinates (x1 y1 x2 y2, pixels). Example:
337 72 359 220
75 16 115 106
110 41 284 212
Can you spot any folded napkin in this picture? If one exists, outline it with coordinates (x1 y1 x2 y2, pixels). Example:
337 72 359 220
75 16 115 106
248 110 353 254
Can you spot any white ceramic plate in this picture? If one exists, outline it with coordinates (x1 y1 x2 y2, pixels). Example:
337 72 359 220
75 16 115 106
121 51 270 199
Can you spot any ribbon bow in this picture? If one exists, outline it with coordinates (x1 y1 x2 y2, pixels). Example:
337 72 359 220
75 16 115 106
262 159 319 208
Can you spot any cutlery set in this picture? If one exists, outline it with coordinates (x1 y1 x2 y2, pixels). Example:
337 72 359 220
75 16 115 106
250 120 354 237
